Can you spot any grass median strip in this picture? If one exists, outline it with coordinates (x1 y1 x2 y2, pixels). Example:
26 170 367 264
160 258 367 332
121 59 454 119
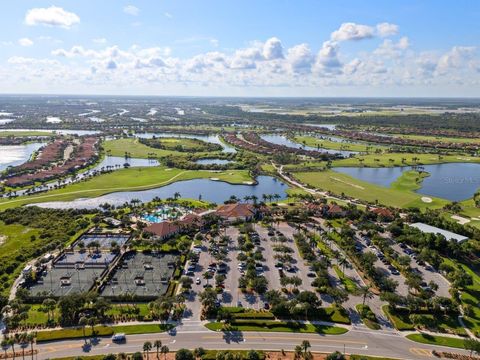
406 333 467 349
36 323 172 342
205 320 348 334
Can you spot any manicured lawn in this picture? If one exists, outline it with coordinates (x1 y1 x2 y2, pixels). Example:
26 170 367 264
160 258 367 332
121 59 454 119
392 133 480 144
382 305 414 331
36 326 113 342
205 321 348 334
0 130 54 137
0 166 254 210
112 323 173 334
333 265 359 293
390 170 428 192
36 323 172 342
382 305 466 335
355 304 380 330
293 170 448 209
406 333 467 349
104 138 182 158
332 152 480 168
293 135 386 152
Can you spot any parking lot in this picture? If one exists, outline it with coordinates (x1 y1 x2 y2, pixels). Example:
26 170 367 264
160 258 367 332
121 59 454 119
354 233 410 297
260 223 317 293
390 242 451 297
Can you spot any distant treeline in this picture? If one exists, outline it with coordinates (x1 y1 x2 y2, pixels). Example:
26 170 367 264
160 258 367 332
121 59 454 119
203 105 480 132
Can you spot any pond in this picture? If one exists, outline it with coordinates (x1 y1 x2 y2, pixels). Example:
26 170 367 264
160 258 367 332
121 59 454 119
135 132 236 153
334 163 480 201
305 123 337 130
0 142 46 172
260 134 356 157
195 159 233 165
89 156 159 173
33 175 289 209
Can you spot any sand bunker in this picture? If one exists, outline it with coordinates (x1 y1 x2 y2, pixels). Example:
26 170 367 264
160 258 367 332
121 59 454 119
451 215 471 225
421 196 433 203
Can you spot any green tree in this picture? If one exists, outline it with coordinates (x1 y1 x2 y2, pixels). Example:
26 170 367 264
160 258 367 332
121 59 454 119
143 341 152 359
464 338 480 356
175 348 194 360
161 346 169 360
154 340 162 359
326 352 345 360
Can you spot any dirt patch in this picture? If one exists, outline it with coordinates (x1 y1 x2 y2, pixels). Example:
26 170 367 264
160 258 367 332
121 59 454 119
330 176 365 190
0 235 6 246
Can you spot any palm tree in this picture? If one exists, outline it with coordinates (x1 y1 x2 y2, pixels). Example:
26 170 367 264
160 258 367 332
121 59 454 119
27 333 36 360
359 285 373 306
8 338 16 360
301 340 311 358
143 341 152 359
173 192 181 200
1 339 10 359
337 256 348 278
294 345 302 360
160 345 169 360
78 316 88 342
154 340 162 359
19 333 27 360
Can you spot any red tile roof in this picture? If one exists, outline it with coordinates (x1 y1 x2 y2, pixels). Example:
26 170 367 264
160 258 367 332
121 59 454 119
371 207 394 218
144 221 180 238
215 203 255 219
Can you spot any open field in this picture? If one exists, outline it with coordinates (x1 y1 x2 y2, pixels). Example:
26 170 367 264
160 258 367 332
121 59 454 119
293 135 387 152
293 170 448 209
0 221 40 256
0 166 253 210
0 130 54 137
392 133 480 144
332 152 480 168
103 138 221 159
104 138 184 158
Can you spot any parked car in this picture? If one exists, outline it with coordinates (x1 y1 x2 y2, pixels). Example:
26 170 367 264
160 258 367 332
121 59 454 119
112 333 126 343
195 277 201 285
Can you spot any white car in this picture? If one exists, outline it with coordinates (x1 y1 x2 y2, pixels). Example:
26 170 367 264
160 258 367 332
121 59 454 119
195 277 201 285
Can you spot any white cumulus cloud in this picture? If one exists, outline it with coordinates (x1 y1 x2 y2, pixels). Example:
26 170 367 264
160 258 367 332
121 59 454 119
376 22 399 37
123 5 140 16
263 37 284 60
25 6 80 29
286 43 314 73
18 38 34 47
331 22 374 41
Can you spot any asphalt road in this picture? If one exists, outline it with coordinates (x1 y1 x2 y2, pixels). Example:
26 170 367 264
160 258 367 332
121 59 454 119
34 325 469 360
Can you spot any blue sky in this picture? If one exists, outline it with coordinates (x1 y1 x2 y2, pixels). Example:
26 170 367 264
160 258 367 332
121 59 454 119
1 0 479 96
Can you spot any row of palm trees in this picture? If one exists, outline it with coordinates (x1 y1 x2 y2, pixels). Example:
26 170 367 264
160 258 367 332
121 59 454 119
1 332 36 360
142 339 169 360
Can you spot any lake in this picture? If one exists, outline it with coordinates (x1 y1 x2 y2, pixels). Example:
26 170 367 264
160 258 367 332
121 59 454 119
89 156 159 173
334 163 480 201
135 132 236 153
33 175 289 209
0 142 46 172
260 134 356 157
195 159 233 165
